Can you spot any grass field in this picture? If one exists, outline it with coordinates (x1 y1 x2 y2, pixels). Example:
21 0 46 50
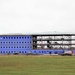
0 55 75 75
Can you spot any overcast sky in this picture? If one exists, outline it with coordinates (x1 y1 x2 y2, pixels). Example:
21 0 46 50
0 0 75 34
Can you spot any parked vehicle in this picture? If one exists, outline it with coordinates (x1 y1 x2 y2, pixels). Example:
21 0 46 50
60 50 72 56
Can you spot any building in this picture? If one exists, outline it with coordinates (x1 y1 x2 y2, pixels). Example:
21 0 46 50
0 33 75 55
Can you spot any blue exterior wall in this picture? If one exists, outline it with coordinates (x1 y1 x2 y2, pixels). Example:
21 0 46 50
0 35 32 54
26 50 64 55
0 35 74 55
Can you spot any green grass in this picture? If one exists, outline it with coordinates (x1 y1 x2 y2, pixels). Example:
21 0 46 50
0 55 75 75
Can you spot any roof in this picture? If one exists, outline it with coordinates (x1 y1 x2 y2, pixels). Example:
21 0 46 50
0 32 75 36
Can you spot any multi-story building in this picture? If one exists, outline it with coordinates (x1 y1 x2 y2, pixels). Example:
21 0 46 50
0 33 75 55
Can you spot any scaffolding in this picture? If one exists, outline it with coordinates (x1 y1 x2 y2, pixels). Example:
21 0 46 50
32 34 75 50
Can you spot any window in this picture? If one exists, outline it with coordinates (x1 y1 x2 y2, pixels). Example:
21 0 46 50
3 51 5 53
14 42 16 43
6 42 8 44
22 42 24 43
9 37 10 39
22 51 24 53
34 51 36 53
3 37 5 39
25 37 26 39
19 42 21 43
14 46 16 48
17 37 18 39
19 37 21 39
49 52 52 54
22 37 24 39
19 51 21 53
14 37 16 39
44 51 46 53
6 37 8 39
42 51 43 53
55 52 58 54
3 42 5 44
25 51 26 53
6 51 8 53
8 51 10 53
19 46 21 48
6 47 8 48
39 51 41 53
1 51 2 53
11 37 13 39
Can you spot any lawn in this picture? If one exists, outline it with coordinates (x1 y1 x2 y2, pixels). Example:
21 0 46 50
0 55 75 75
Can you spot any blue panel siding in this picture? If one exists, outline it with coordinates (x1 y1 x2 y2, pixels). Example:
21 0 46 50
28 50 64 54
0 35 32 54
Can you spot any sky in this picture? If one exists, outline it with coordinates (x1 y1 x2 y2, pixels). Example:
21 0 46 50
0 0 75 34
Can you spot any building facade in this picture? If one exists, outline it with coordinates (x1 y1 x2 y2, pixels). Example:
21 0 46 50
0 34 75 54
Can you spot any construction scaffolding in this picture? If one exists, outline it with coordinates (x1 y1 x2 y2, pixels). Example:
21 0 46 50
32 34 75 50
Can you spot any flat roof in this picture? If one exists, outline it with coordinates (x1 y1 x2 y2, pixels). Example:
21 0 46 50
0 32 75 36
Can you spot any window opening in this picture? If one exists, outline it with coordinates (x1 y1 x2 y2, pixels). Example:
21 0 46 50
11 37 13 39
19 37 21 39
3 37 5 39
19 51 21 53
